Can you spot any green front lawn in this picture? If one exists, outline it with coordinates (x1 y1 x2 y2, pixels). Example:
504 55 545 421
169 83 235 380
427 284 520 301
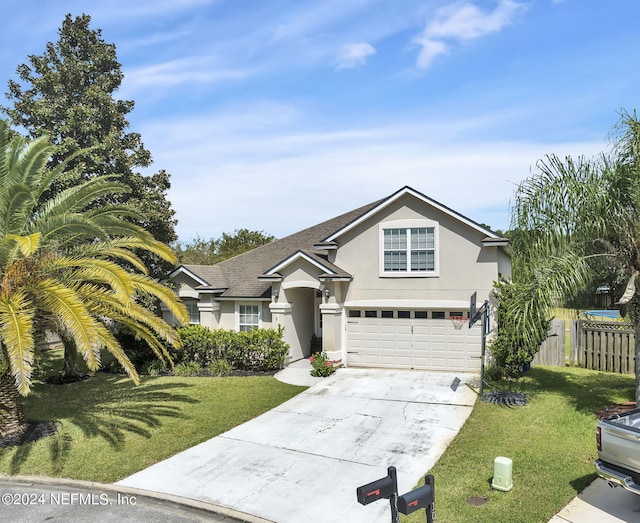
402 366 635 523
0 372 305 483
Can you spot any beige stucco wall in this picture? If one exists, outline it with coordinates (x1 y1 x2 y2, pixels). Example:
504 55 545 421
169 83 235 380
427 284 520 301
329 193 507 307
273 259 323 361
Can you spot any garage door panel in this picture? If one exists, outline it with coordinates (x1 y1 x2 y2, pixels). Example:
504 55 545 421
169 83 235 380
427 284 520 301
347 316 481 371
363 325 380 335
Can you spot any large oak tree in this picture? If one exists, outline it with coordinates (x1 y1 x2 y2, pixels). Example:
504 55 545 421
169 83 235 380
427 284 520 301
2 13 177 277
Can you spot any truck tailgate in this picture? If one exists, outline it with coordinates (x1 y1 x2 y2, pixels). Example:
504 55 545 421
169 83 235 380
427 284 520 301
599 415 640 474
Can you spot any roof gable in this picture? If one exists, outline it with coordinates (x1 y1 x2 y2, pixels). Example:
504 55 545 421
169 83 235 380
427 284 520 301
176 199 379 297
322 186 502 243
171 186 507 298
168 265 210 286
260 250 352 280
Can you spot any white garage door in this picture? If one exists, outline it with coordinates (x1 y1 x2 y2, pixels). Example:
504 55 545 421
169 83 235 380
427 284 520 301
346 315 482 372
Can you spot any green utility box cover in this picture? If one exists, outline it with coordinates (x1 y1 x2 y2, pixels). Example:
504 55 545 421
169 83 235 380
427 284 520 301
492 456 513 492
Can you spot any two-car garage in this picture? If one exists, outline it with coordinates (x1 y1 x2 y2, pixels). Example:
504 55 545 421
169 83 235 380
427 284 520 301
345 309 482 372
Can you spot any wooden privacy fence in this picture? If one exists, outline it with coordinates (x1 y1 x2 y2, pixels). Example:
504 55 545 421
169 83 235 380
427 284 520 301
532 319 635 373
570 319 635 374
532 319 565 366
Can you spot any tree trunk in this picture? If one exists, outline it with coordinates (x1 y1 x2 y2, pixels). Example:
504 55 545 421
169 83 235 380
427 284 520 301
62 337 80 380
0 370 27 438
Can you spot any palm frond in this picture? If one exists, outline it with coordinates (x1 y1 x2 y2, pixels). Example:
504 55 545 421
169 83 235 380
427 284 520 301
4 232 41 257
0 291 35 396
48 256 136 303
93 322 140 385
37 175 129 218
73 283 181 347
69 243 148 273
36 278 99 366
129 273 189 326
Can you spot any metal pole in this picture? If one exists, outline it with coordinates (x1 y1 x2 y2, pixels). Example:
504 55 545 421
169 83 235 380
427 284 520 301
425 474 435 523
388 466 399 523
479 300 489 396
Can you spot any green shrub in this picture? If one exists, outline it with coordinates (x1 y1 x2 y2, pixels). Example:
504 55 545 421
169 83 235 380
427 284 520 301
208 359 233 377
173 362 202 377
142 359 168 376
245 327 289 370
114 327 157 370
309 352 337 377
171 325 289 372
484 364 506 383
489 279 551 382
171 324 219 365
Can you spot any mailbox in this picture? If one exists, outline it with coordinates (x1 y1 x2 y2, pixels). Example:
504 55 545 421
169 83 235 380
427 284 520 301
397 484 434 515
356 467 397 506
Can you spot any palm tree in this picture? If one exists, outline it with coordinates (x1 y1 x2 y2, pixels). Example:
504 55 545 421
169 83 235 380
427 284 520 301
510 111 640 404
0 120 188 438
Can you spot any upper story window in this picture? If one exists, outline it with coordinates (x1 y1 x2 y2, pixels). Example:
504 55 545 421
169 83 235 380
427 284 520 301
379 220 438 277
238 303 261 332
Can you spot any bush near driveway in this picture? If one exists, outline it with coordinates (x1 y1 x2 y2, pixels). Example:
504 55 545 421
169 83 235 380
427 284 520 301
169 325 290 372
117 325 290 374
401 366 634 523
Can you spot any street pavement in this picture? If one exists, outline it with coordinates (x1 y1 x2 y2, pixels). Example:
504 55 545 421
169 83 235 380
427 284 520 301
0 475 266 522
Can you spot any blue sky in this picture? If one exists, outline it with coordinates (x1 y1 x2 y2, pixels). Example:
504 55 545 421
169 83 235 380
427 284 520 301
2 1 639 241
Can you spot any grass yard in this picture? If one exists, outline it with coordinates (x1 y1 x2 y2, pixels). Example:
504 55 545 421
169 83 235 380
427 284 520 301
0 371 305 483
402 366 635 523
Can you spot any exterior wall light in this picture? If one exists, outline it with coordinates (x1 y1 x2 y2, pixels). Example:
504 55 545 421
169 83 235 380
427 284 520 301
324 288 330 299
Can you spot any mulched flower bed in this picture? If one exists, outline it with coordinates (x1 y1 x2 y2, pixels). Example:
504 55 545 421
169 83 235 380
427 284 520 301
0 421 58 449
596 402 637 419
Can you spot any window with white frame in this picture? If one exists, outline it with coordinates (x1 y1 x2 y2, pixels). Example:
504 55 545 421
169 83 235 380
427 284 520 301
238 304 260 332
380 221 437 276
185 301 200 324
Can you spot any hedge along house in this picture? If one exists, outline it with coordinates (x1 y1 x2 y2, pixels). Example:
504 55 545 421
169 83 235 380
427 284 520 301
165 186 511 372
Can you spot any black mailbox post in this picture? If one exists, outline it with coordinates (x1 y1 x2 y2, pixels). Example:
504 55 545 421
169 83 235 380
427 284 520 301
398 474 435 522
357 469 435 522
356 466 398 522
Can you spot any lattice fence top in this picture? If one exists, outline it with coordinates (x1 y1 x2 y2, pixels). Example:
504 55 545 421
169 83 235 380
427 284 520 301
579 320 635 332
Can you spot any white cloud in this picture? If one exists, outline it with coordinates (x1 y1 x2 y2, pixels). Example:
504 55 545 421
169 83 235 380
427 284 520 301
414 1 527 69
415 39 449 70
138 110 606 241
336 42 377 69
120 56 253 97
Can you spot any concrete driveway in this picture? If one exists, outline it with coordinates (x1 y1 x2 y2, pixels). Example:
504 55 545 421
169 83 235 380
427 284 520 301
117 368 478 523
550 478 640 522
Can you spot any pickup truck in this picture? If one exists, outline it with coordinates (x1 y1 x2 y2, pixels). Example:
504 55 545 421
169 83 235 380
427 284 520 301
596 407 640 494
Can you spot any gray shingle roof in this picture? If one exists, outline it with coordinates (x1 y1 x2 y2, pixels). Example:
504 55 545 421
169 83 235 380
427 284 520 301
181 198 382 298
177 185 509 298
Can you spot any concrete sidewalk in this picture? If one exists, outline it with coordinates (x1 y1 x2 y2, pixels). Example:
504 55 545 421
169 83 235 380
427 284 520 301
549 478 640 522
118 367 478 523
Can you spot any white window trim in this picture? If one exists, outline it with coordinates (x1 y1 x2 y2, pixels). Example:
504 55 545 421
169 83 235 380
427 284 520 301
236 302 262 332
185 300 201 324
378 219 439 277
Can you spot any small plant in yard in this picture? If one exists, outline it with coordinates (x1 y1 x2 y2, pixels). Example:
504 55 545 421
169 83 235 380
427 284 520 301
309 352 337 377
173 362 201 377
208 359 233 377
141 359 168 376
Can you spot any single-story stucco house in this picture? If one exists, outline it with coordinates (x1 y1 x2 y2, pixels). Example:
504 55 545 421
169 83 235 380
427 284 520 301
164 186 511 372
